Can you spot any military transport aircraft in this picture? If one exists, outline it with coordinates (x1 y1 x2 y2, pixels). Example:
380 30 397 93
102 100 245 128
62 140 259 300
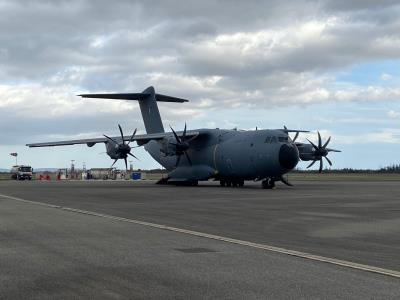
27 86 341 189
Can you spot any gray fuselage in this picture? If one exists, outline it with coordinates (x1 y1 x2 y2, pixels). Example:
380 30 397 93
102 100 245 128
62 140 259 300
144 128 299 181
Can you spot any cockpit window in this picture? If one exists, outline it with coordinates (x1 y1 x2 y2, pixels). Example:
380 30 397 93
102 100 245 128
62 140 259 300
265 136 288 143
265 136 278 143
278 136 289 143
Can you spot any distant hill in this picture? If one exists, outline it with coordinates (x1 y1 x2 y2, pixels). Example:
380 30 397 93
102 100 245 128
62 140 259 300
32 168 60 172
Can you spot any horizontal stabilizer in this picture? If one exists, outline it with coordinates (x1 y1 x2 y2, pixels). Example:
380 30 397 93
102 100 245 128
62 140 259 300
78 93 188 103
156 93 189 103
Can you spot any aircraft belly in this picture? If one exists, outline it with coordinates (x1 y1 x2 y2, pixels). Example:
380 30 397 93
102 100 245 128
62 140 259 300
168 165 215 181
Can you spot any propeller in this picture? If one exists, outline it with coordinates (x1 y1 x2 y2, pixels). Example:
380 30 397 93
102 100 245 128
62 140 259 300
306 131 341 173
104 124 138 170
169 123 196 167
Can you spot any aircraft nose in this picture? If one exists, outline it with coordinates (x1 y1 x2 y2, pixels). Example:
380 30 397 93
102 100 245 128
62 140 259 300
279 144 299 170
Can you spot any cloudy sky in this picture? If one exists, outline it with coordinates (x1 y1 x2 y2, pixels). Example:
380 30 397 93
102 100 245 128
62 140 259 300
1 0 399 170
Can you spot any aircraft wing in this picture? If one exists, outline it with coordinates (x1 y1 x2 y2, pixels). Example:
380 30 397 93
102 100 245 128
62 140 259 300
26 130 200 148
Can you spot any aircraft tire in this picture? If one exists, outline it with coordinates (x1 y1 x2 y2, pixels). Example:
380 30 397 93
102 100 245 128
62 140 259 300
270 179 276 189
262 178 275 189
226 180 232 187
220 180 226 187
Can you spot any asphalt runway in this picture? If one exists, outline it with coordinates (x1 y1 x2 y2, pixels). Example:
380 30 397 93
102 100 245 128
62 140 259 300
1 180 400 299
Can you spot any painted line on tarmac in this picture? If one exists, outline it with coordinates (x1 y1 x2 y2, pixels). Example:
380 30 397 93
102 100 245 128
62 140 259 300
1 193 400 279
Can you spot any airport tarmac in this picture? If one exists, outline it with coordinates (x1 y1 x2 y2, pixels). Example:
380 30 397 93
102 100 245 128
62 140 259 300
0 180 399 299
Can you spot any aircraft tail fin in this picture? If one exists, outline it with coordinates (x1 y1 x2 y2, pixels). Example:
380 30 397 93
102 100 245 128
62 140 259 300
78 86 189 134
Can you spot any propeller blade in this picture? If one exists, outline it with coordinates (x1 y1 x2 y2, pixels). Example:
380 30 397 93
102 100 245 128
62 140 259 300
318 131 322 148
128 152 139 160
104 134 118 144
307 139 319 151
322 136 331 148
182 123 187 141
124 157 128 170
184 151 192 166
170 126 181 143
319 158 323 173
118 124 125 144
111 159 118 168
186 134 199 143
326 148 342 152
127 128 137 145
307 160 317 168
293 132 299 142
325 156 332 166
175 154 182 167
280 175 293 187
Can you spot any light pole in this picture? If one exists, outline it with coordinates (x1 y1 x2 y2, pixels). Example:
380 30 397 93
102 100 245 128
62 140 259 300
129 161 133 171
10 153 18 165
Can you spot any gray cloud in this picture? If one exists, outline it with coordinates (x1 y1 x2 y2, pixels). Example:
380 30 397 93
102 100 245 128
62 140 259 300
1 0 400 145
2 1 400 80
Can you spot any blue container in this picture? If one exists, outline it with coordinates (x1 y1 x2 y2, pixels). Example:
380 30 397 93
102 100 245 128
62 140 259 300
131 172 141 180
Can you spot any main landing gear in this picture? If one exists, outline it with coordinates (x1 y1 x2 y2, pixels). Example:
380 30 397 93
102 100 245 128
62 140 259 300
261 178 276 189
219 179 244 187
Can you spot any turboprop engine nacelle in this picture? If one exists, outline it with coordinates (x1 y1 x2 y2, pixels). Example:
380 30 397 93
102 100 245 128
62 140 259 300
102 124 138 170
297 132 341 173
